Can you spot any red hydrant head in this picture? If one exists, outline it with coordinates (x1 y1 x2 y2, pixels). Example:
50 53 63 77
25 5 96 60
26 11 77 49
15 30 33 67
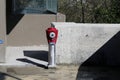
46 27 58 44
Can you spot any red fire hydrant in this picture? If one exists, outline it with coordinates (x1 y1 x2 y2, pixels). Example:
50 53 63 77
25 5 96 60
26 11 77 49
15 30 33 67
46 27 58 68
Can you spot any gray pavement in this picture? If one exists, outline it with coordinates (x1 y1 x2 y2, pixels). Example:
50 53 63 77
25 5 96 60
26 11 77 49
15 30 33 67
0 65 120 80
0 65 79 80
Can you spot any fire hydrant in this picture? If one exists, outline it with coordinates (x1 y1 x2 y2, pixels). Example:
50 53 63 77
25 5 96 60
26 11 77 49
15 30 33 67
46 26 58 68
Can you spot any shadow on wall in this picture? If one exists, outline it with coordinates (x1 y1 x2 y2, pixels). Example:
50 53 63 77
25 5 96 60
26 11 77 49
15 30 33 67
6 0 24 35
24 51 48 62
6 0 54 35
17 51 48 69
6 0 27 35
76 31 120 80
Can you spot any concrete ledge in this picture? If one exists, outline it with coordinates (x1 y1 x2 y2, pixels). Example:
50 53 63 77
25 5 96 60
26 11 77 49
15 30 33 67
0 46 48 67
53 22 120 64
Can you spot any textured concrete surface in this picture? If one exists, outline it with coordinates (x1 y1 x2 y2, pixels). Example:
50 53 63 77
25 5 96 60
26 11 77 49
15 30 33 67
0 65 79 80
53 23 120 64
4 23 120 65
0 0 6 62
2 46 48 66
0 65 120 80
7 13 65 46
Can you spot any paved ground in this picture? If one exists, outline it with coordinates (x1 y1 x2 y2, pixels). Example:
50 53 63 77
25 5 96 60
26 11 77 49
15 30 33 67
0 65 79 80
0 65 120 80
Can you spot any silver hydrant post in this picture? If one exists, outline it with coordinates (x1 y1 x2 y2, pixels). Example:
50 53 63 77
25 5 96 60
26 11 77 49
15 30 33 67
48 43 56 67
46 27 58 68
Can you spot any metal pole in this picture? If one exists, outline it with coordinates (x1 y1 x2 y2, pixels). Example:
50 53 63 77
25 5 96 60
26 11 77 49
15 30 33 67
48 43 56 68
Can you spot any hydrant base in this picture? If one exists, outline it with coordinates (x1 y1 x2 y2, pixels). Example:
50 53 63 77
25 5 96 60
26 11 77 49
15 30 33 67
48 65 56 69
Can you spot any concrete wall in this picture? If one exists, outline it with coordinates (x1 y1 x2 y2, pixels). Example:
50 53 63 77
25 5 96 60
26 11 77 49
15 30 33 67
7 14 65 46
0 0 6 62
5 23 120 66
4 0 65 64
5 13 65 65
53 23 120 64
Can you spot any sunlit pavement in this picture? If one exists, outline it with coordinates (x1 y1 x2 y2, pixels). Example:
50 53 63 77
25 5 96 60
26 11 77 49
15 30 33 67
0 65 79 80
0 65 120 80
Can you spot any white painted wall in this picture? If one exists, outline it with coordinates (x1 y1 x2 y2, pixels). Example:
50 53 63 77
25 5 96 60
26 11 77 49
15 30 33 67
53 22 120 64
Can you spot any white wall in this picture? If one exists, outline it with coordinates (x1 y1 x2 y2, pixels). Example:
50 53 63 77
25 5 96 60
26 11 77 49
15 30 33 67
53 22 120 64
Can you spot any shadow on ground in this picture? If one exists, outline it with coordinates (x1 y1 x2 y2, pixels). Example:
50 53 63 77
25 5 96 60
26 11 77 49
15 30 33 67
76 31 120 80
17 50 48 69
0 72 21 80
76 66 120 80
17 58 48 69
